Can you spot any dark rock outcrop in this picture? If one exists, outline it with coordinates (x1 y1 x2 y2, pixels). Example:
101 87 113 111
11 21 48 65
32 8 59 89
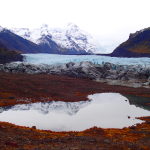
111 27 150 57
0 42 23 64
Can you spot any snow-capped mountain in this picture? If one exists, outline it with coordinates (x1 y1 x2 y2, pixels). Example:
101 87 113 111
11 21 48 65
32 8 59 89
11 24 52 44
0 26 45 53
0 26 4 32
11 23 103 54
50 23 97 53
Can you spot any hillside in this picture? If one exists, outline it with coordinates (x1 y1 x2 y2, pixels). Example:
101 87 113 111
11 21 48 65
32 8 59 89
111 27 150 57
0 42 23 64
0 28 44 53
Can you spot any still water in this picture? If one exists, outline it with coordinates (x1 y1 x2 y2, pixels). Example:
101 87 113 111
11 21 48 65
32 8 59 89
0 93 149 131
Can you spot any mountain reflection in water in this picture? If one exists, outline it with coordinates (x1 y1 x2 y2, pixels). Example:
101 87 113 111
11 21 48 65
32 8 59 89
0 93 149 131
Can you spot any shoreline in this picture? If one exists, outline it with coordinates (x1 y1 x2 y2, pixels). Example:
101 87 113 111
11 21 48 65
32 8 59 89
0 71 149 149
0 116 149 150
0 72 150 107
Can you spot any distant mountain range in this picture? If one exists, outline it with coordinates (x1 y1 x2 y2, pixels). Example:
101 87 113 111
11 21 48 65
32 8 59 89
0 24 150 58
11 23 102 54
111 27 150 57
0 24 104 55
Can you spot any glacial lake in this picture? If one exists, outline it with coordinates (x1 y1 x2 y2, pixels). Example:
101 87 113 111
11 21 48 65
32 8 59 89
0 93 149 131
23 53 150 66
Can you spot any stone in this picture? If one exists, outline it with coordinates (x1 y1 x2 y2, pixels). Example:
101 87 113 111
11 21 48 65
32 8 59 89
0 61 150 88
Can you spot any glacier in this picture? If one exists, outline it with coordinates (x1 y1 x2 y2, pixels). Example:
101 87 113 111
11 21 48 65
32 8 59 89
23 53 150 67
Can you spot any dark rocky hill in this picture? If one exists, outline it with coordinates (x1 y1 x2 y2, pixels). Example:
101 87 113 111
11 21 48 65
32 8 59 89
0 42 23 64
0 29 44 53
111 27 150 57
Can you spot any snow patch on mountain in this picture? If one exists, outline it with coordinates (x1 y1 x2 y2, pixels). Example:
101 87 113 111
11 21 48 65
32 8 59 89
11 26 51 44
0 26 4 32
11 23 105 54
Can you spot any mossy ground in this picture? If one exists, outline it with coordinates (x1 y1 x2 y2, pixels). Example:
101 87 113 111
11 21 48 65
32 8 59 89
0 72 149 150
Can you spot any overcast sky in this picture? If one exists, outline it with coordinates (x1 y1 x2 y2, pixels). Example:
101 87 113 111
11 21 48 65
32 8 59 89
1 0 150 52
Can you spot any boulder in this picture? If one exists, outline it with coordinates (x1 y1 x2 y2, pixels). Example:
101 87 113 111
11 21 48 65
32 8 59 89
0 61 150 88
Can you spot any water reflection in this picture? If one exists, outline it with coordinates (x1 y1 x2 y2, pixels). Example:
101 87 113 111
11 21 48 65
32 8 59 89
0 100 90 115
0 93 149 131
125 95 150 111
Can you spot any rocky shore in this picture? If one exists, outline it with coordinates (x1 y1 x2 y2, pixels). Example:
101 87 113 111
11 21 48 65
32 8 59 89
0 61 150 88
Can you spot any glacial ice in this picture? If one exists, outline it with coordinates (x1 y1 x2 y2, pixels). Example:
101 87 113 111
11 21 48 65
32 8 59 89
23 54 150 67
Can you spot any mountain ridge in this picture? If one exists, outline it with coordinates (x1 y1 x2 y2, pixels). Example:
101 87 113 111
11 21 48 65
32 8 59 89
11 23 101 54
0 41 23 64
0 28 43 53
111 27 150 57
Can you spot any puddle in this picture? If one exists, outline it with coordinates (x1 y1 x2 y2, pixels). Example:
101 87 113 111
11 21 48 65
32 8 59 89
0 93 149 131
